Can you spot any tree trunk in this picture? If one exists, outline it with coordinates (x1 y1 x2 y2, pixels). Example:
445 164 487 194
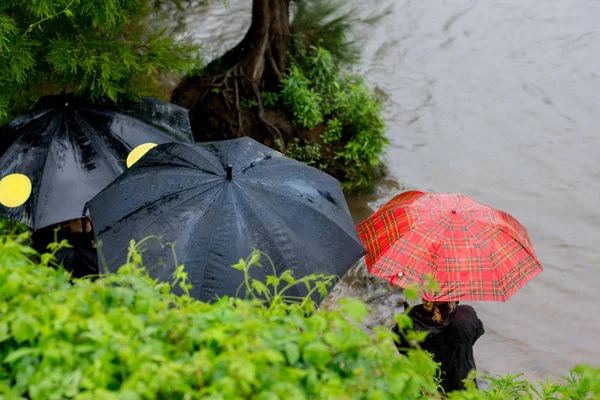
171 0 292 145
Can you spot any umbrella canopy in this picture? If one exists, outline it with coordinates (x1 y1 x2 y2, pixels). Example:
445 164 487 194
0 94 193 229
357 191 543 302
87 137 365 303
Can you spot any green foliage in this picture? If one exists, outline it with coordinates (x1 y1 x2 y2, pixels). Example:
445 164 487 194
275 138 327 170
323 118 343 143
261 91 280 108
0 237 445 399
241 93 280 110
0 0 201 124
280 45 388 192
280 65 324 128
240 97 259 109
280 0 392 192
447 368 600 399
0 236 599 399
0 218 29 238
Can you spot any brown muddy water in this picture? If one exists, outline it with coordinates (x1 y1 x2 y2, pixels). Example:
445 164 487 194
177 0 600 381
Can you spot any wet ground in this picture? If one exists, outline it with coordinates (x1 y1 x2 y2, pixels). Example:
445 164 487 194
181 0 600 381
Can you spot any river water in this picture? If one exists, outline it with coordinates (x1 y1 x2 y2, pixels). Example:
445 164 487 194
181 0 600 381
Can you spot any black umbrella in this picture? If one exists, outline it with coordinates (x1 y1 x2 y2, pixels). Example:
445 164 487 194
87 137 365 303
0 94 193 229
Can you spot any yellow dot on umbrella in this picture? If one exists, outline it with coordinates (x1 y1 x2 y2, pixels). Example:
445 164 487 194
0 174 32 208
127 143 157 168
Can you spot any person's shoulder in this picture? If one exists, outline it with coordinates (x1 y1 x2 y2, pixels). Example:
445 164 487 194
453 304 480 322
457 304 477 313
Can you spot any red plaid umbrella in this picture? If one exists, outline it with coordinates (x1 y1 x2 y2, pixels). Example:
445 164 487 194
357 191 543 302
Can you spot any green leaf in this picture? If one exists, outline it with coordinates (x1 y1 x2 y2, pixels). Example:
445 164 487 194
403 286 419 301
251 281 271 298
280 270 295 284
11 314 39 343
266 275 280 288
284 343 300 365
339 299 368 322
395 313 413 331
231 259 246 271
323 332 342 350
302 341 331 368
4 347 40 363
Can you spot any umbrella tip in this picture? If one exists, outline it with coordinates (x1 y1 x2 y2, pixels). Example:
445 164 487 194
226 164 233 181
451 210 457 214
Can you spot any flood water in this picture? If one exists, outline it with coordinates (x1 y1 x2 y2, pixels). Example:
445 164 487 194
180 0 600 381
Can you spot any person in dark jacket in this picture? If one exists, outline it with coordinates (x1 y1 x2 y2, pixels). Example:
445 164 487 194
392 299 485 393
31 216 98 279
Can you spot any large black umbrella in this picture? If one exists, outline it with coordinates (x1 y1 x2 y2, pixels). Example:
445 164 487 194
0 94 193 229
88 137 365 302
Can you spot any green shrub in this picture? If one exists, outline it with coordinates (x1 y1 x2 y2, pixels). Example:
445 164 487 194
275 138 327 170
0 235 598 399
0 0 200 124
279 45 388 192
280 65 324 129
0 218 29 238
453 369 600 399
0 237 442 399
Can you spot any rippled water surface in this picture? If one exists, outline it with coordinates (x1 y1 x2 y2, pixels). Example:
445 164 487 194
183 0 600 380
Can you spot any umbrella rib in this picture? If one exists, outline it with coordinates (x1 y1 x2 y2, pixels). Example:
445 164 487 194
101 167 222 193
488 227 543 299
469 216 541 269
182 184 229 295
239 180 363 248
240 160 337 183
432 218 479 299
72 112 123 176
495 226 540 264
34 112 67 228
168 144 224 173
96 180 222 235
99 183 225 269
225 140 240 170
231 182 303 278
434 215 510 300
439 218 541 301
86 106 191 142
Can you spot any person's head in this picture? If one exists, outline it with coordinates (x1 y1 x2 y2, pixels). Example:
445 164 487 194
60 216 92 234
422 299 458 323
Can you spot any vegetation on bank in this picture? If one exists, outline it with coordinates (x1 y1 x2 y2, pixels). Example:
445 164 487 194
0 229 598 400
253 43 388 192
279 1 389 191
170 0 389 192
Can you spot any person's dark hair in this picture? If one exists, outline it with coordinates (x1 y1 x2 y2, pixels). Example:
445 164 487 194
422 300 458 323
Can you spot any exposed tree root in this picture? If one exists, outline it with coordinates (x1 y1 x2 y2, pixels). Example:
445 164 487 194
171 0 291 147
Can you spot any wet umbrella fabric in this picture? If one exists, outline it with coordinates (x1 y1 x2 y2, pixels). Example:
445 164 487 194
357 191 543 302
0 94 193 229
88 137 365 303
